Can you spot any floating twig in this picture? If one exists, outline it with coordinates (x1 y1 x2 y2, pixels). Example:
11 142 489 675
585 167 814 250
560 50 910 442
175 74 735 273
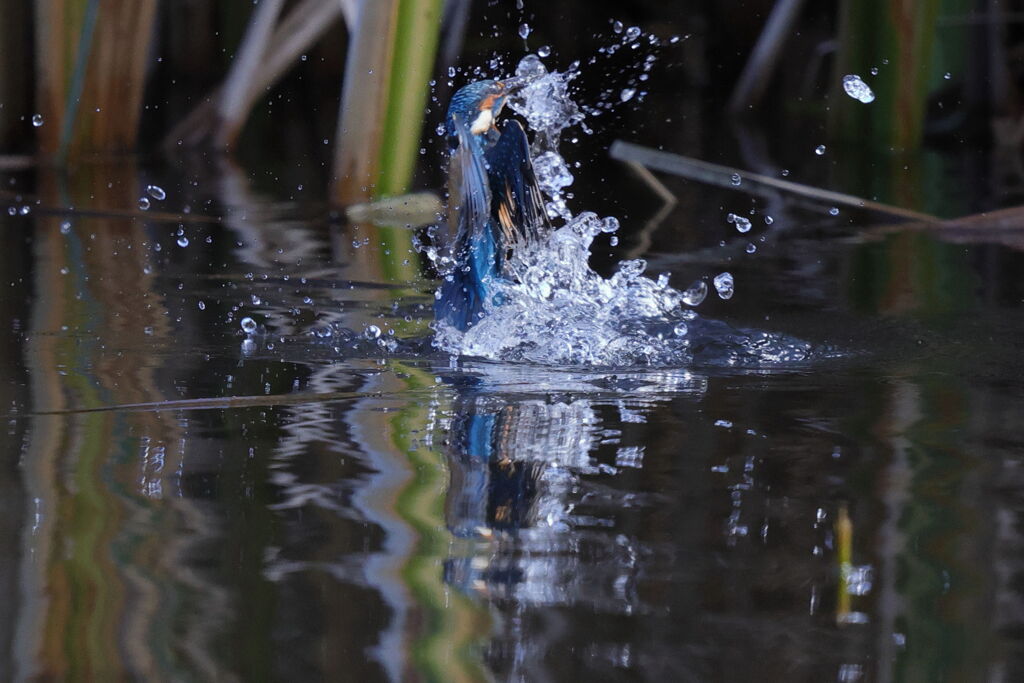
863 204 1024 251
610 140 936 222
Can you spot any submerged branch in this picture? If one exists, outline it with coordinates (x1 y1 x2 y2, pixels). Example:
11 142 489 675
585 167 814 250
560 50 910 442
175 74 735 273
214 0 287 148
165 0 344 151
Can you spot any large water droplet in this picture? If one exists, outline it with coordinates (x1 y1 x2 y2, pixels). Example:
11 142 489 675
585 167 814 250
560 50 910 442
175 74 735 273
619 88 636 103
713 272 734 299
518 23 531 39
31 114 44 127
240 317 257 334
814 144 826 156
364 324 382 340
625 26 642 41
734 216 752 233
138 197 150 210
516 53 547 79
841 74 875 103
537 45 551 58
177 236 189 247
146 184 166 200
682 279 708 306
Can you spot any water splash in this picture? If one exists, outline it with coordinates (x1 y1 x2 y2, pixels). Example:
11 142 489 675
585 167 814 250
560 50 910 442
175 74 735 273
434 212 812 366
433 55 818 367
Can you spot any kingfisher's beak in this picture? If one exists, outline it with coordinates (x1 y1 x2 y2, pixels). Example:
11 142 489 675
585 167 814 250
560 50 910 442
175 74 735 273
499 73 541 94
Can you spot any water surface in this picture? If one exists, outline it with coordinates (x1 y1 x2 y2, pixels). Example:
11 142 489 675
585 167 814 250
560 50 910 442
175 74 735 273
3 94 1024 681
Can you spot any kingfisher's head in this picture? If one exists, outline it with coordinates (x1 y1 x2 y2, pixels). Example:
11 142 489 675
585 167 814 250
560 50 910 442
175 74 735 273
445 77 534 145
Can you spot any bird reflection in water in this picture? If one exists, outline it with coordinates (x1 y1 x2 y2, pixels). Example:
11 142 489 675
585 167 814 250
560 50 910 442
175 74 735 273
436 365 700 609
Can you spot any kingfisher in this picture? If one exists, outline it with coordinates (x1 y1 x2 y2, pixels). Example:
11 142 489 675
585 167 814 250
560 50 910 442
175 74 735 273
435 77 550 332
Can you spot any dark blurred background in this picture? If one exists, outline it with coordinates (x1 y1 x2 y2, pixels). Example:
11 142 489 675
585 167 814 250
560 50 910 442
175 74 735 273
3 0 1023 217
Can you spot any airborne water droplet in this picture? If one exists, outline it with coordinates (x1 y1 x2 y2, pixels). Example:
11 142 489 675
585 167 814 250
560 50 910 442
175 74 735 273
620 88 636 102
138 197 150 210
177 236 189 247
537 45 551 58
364 324 382 340
842 74 875 103
682 279 708 306
32 114 44 127
146 184 166 200
518 23 531 39
829 207 840 216
713 272 734 300
734 216 752 233
815 145 826 156
240 317 257 334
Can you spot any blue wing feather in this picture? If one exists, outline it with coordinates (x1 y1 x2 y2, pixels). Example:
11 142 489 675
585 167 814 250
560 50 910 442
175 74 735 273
484 119 550 252
436 115 497 331
436 116 550 331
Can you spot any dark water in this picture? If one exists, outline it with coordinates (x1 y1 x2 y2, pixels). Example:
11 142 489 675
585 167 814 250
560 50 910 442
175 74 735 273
3 154 1024 683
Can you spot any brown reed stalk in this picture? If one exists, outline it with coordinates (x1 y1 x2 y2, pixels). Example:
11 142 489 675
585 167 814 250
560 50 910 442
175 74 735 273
332 0 444 204
34 0 158 158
